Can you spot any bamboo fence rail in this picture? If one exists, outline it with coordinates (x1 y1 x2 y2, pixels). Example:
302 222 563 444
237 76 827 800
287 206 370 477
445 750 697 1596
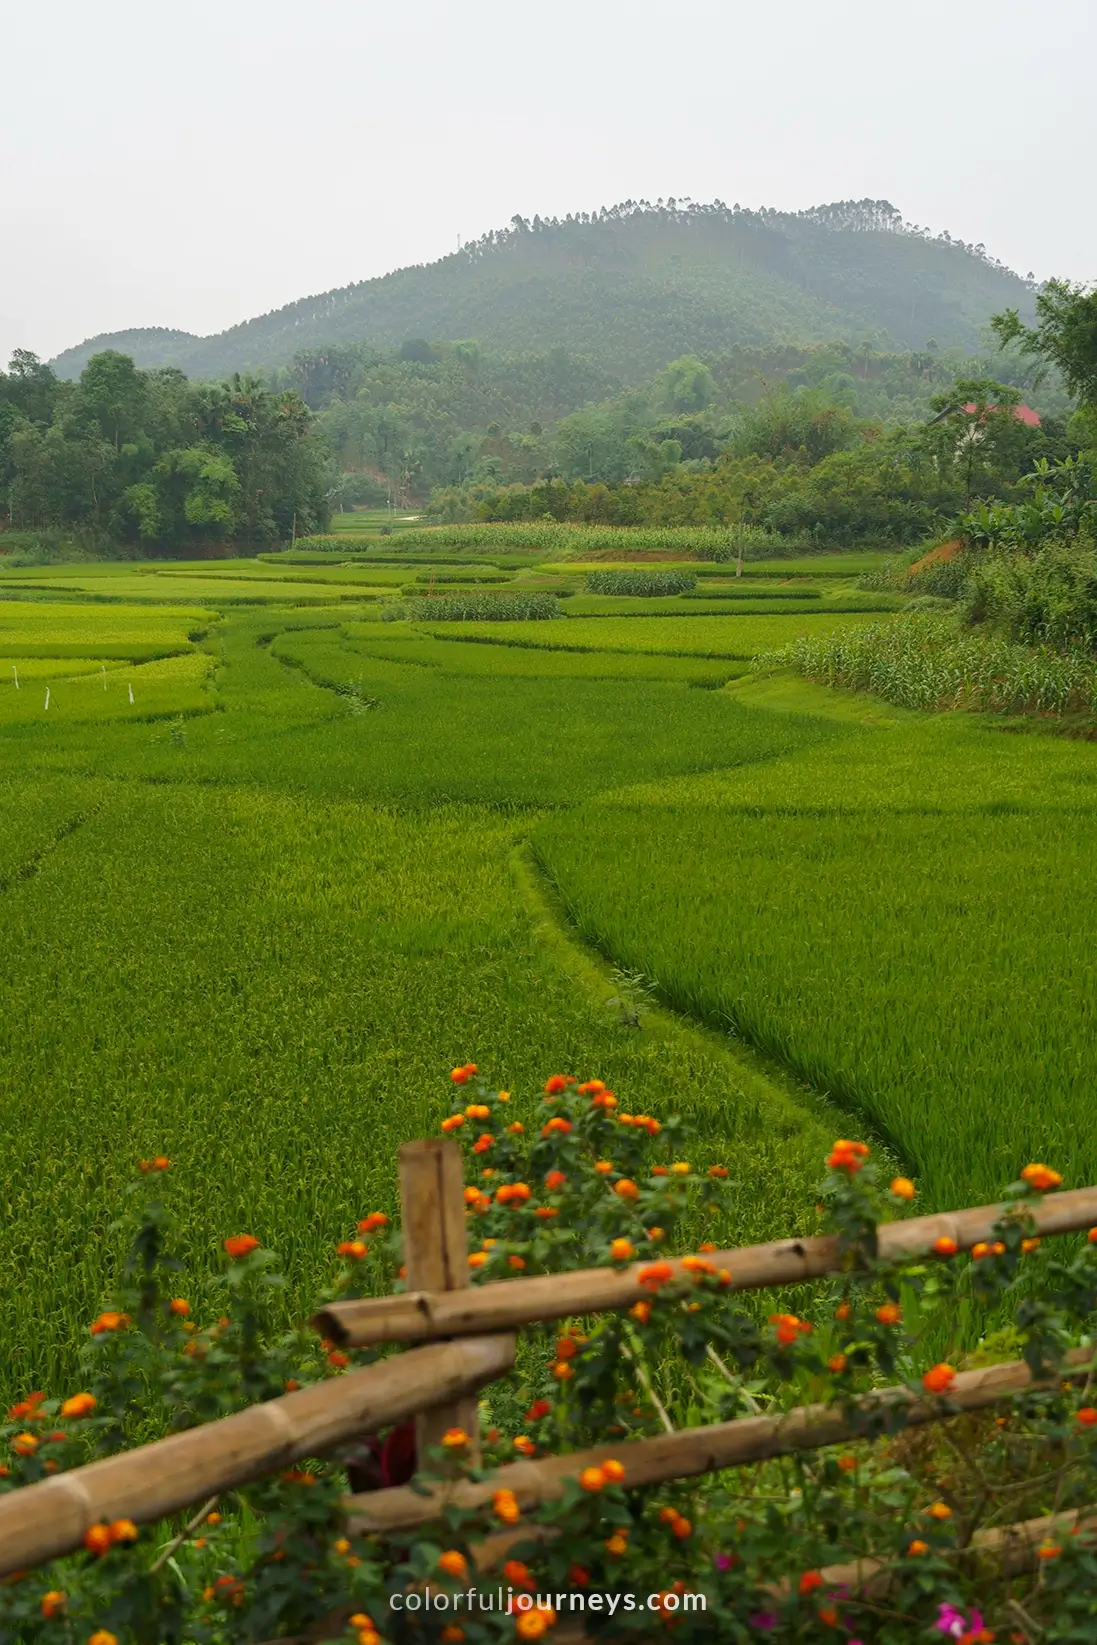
0 1332 514 1581
314 1183 1097 1349
347 1347 1095 1536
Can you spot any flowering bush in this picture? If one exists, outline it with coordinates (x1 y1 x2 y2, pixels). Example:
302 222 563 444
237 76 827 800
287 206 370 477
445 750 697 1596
3 1077 1097 1643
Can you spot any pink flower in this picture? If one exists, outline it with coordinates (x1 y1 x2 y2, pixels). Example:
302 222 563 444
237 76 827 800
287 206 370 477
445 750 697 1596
936 1604 984 1639
748 1616 778 1633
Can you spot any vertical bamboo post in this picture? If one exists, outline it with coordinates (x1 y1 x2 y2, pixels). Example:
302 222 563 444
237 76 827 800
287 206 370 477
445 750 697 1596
399 1138 481 1465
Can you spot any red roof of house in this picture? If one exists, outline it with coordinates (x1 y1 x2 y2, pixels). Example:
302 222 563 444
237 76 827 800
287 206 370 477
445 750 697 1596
961 402 1041 427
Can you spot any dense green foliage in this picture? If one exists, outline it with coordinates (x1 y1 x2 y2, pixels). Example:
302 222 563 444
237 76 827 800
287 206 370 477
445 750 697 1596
0 350 328 552
585 569 697 596
383 592 561 623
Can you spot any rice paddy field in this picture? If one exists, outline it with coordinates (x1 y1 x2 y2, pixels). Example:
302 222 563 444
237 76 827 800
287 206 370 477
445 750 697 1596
2 547 1095 1401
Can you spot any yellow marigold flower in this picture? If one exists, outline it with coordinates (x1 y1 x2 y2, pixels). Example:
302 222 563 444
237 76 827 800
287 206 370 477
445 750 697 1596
609 1238 635 1262
441 1427 468 1448
61 1392 97 1419
670 1162 691 1175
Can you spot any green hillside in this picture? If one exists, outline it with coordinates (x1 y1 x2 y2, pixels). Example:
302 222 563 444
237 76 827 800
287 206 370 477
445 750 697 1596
49 198 1035 383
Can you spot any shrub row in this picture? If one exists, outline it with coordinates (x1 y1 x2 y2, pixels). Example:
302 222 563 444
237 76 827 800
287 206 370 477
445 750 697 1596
584 570 697 597
383 593 561 623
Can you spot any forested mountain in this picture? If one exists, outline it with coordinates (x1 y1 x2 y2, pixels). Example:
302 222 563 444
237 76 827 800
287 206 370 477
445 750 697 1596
50 200 1035 384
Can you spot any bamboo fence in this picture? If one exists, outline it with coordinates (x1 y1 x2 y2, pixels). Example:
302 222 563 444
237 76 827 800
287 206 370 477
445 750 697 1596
2 1133 1096 1615
313 1182 1097 1348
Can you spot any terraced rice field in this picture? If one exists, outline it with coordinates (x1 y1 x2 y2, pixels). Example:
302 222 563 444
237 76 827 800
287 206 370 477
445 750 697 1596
1 554 1093 1399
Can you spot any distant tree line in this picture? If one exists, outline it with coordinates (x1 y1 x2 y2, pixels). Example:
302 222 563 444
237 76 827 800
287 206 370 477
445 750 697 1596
0 350 329 553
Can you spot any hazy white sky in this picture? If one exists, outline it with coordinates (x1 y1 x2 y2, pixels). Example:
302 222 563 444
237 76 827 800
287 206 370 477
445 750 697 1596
3 0 1094 367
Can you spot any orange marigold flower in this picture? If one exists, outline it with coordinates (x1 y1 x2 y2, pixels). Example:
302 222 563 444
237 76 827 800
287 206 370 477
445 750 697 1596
472 1134 494 1154
513 1435 536 1456
8 1391 45 1420
1021 1237 1041 1254
799 1570 823 1595
508 1255 526 1270
464 1186 482 1205
337 1240 368 1259
168 1297 191 1316
89 1310 130 1335
544 1075 571 1094
928 1502 952 1520
450 1064 476 1084
516 1612 551 1640
971 1242 991 1260
506 1121 525 1135
552 1360 574 1381
541 1116 572 1137
496 1182 531 1205
770 1312 809 1346
681 1255 716 1277
535 1206 559 1219
438 1550 468 1579
609 1238 635 1262
60 1392 97 1419
223 1235 259 1259
88 1633 119 1645
544 1170 567 1190
556 1336 578 1359
441 1114 465 1133
834 1301 851 1321
468 1251 489 1268
827 1139 870 1173
12 1433 38 1456
837 1454 857 1472
651 1165 668 1177
614 1179 639 1201
923 1363 956 1394
327 1349 349 1369
592 1092 617 1109
604 1531 628 1556
646 1226 664 1241
441 1427 469 1448
526 1399 551 1421
358 1212 388 1233
1089 1227 1097 1244
819 1608 840 1627
1076 1407 1097 1426
707 1164 729 1179
84 1523 113 1556
579 1466 606 1492
638 1261 673 1290
933 1236 958 1257
828 1354 848 1374
907 1539 929 1556
890 1177 916 1200
440 1628 465 1644
602 1458 626 1483
568 1564 589 1586
875 1302 901 1327
465 1103 491 1119
503 1558 534 1588
492 1489 521 1524
594 1160 614 1175
40 1591 66 1618
109 1519 138 1544
578 1080 606 1095
630 1299 652 1323
1037 1540 1061 1559
1021 1163 1062 1192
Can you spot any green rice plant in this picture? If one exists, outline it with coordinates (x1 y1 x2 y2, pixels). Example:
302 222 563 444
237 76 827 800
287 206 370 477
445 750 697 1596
422 612 892 659
758 612 1097 712
584 569 698 596
384 592 561 622
681 584 822 600
531 702 1097 1212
